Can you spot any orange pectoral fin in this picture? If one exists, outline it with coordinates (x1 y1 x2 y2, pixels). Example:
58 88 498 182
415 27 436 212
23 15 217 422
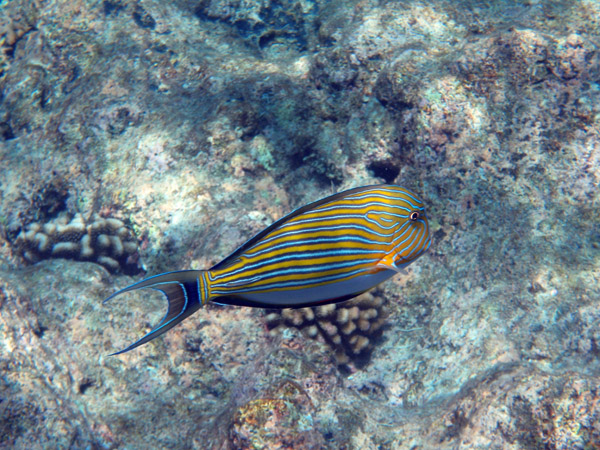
374 252 402 273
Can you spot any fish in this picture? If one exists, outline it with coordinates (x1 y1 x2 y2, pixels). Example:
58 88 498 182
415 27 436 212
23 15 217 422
104 184 431 354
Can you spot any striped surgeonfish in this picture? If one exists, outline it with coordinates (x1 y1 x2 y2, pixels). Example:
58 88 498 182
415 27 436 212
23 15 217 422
104 185 431 354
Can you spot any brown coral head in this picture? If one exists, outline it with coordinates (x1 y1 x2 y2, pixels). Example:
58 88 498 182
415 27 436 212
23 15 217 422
265 291 387 368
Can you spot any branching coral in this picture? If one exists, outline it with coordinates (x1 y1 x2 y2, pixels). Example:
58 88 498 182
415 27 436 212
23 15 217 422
265 291 387 365
15 213 141 274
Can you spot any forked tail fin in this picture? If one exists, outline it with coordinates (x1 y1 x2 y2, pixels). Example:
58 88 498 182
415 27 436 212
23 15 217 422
103 270 209 355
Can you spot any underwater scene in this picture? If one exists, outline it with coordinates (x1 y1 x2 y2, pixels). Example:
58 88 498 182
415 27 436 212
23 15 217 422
0 0 599 448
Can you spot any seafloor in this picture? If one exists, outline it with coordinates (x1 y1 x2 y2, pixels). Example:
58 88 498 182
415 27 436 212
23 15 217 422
0 0 599 448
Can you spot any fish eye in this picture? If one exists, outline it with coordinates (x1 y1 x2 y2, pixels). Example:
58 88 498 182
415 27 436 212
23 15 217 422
409 211 420 221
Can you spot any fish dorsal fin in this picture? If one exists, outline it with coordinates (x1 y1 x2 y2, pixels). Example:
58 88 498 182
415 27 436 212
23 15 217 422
211 185 382 271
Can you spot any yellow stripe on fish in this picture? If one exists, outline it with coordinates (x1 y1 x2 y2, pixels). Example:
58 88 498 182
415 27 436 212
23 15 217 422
104 185 432 354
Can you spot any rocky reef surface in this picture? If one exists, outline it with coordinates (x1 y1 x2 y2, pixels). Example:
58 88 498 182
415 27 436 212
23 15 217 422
0 0 599 448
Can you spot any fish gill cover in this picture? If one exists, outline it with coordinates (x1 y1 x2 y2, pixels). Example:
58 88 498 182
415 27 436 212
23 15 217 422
0 0 599 449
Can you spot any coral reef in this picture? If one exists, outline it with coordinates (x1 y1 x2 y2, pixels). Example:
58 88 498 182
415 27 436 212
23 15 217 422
15 213 141 274
265 291 387 366
0 0 599 448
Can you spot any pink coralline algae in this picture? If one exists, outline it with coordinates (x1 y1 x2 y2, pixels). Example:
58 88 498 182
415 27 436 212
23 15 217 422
230 380 324 450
